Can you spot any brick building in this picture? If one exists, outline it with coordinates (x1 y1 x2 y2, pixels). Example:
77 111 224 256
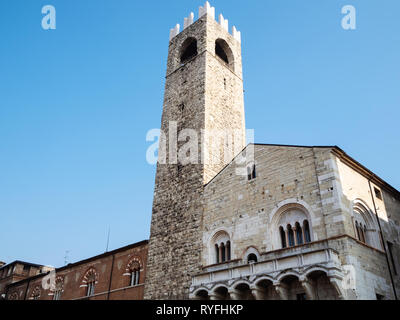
3 241 148 300
0 261 53 299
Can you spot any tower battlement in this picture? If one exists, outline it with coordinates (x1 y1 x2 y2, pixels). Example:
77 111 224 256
169 1 241 42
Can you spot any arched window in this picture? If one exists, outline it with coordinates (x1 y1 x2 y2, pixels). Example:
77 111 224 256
129 262 140 287
126 257 142 287
303 220 311 243
180 37 197 63
355 221 360 240
295 222 303 245
247 254 258 263
215 39 234 70
211 230 231 264
8 292 18 300
53 276 64 300
220 243 226 262
226 241 231 261
359 224 366 243
87 279 95 297
275 205 313 249
130 269 140 286
287 225 295 247
280 226 287 248
353 200 381 249
31 286 41 300
215 40 229 64
82 268 97 297
215 41 228 63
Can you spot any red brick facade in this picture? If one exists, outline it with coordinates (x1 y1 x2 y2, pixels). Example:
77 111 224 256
3 240 148 300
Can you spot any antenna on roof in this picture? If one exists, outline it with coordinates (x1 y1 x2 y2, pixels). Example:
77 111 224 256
64 250 70 266
105 226 111 252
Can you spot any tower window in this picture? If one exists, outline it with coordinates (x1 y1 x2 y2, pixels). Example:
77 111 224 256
180 38 197 63
215 41 229 64
215 39 234 70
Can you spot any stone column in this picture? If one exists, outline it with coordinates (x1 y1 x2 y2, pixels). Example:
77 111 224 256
250 285 266 300
225 243 230 261
329 277 345 300
293 226 298 246
285 229 289 248
273 281 289 300
300 276 316 300
228 288 241 300
209 293 221 300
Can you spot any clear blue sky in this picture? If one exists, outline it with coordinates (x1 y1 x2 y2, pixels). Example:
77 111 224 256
1 0 399 268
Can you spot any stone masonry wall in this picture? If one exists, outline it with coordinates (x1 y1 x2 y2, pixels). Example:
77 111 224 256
144 13 246 299
202 145 333 266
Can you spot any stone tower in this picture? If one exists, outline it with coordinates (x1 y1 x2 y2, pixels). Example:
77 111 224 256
144 2 245 299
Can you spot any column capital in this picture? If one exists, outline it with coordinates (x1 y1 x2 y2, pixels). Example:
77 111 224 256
228 288 241 300
273 281 289 300
299 276 316 300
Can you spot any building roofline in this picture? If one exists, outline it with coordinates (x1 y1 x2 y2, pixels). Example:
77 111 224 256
5 240 149 289
55 240 149 273
253 143 337 149
204 143 335 187
0 260 46 271
331 146 400 200
205 143 400 200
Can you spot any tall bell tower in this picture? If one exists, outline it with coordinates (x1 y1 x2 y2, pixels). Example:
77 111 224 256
144 2 245 299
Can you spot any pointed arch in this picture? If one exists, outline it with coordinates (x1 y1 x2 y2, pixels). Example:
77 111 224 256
81 267 98 297
352 199 382 250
